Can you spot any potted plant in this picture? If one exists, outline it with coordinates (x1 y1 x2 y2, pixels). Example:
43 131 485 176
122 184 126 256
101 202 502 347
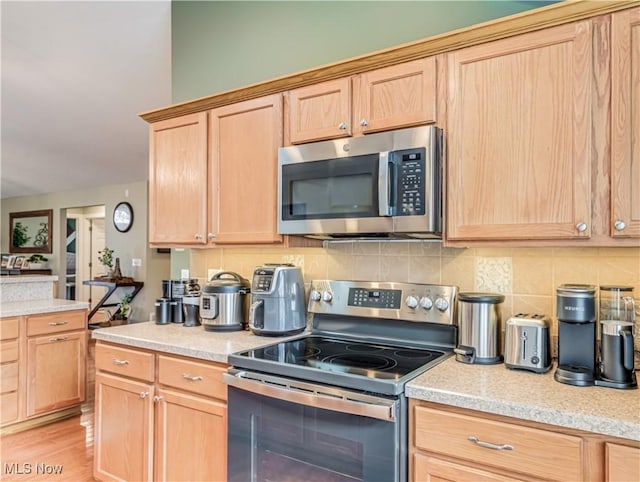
26 254 49 269
109 293 133 325
97 247 114 277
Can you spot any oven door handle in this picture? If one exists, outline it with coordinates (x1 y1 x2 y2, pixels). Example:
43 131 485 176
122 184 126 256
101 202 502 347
223 370 398 422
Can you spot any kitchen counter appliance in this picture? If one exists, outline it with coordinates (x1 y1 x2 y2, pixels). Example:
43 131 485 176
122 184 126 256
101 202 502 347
248 263 306 336
200 271 250 332
225 280 458 482
454 292 505 364
504 314 552 373
278 126 442 239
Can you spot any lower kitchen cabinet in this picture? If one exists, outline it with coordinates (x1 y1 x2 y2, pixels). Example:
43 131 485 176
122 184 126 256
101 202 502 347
410 400 640 482
1 310 87 432
93 341 228 482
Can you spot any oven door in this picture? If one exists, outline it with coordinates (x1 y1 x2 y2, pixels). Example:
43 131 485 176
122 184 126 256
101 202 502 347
224 369 405 482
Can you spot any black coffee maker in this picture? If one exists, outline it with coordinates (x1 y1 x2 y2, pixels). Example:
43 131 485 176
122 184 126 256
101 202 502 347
554 284 597 386
595 286 637 389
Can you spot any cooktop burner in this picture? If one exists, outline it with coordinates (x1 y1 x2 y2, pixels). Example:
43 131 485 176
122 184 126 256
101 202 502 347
236 336 445 381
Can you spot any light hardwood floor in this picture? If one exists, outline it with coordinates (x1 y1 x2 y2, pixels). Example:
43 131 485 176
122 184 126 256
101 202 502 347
0 339 96 481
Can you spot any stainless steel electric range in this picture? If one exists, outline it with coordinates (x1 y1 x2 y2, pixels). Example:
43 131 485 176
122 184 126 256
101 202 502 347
225 280 458 482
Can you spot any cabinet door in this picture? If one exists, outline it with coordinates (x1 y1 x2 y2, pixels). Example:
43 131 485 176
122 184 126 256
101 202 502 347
611 7 640 238
210 94 284 244
287 77 351 144
26 330 86 417
606 443 640 482
94 372 154 482
447 21 592 241
354 57 436 135
413 453 527 482
149 112 209 245
155 388 227 482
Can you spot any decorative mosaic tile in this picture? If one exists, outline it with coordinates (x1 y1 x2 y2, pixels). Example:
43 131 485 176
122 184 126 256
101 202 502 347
475 257 512 294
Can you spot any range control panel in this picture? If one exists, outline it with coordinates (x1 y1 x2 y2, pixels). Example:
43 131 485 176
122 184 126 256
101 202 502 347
309 280 458 325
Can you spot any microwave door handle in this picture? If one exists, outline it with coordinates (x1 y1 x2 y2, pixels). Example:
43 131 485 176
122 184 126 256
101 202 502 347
378 152 393 216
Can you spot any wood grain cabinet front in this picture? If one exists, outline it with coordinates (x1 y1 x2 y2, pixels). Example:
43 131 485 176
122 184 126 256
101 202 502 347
610 7 640 238
286 57 438 145
0 317 20 426
93 342 229 482
606 442 640 482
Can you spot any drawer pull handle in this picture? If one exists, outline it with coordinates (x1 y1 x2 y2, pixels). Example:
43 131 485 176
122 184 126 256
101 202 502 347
49 336 68 342
112 358 129 366
48 321 68 326
182 373 203 382
468 436 513 451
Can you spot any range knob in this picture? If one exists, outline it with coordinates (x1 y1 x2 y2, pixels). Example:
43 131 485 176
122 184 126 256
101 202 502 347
310 290 321 302
322 291 333 302
434 297 449 312
419 297 434 310
405 296 419 309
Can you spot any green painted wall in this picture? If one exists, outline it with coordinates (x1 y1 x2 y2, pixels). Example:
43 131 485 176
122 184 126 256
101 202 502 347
172 0 556 102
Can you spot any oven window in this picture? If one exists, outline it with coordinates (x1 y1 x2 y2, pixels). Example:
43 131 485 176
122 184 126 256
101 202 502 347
281 153 380 220
228 387 399 482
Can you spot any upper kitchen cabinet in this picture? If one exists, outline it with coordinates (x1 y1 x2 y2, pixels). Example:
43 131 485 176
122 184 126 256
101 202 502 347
446 21 593 242
148 113 209 245
285 58 438 145
209 94 283 244
611 7 640 238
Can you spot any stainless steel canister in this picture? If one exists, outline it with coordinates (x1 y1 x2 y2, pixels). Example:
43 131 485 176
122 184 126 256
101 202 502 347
455 292 505 364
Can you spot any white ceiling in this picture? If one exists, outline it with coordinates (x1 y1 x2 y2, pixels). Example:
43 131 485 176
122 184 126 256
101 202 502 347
1 0 172 200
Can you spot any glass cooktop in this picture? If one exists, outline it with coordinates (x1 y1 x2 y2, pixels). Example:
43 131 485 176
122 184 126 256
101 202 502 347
234 336 445 381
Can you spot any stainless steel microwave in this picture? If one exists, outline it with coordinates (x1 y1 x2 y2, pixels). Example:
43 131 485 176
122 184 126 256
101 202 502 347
278 126 442 239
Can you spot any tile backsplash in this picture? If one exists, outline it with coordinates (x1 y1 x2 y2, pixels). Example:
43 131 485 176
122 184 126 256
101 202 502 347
189 242 640 334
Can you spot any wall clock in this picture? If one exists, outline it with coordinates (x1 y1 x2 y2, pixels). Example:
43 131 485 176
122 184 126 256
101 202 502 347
113 202 134 233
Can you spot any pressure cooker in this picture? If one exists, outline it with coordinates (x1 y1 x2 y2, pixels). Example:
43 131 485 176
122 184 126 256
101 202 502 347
200 271 250 332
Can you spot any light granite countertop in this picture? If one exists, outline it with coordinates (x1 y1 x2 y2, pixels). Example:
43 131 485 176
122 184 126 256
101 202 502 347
0 298 89 317
406 357 640 441
91 321 307 364
92 322 639 441
0 275 58 284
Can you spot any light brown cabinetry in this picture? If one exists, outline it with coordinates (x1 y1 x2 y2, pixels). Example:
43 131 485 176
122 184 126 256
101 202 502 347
148 95 299 246
1 317 20 425
148 112 209 245
209 94 283 244
611 7 640 238
1 310 87 432
286 58 437 144
446 21 593 242
606 442 640 482
94 342 228 482
410 400 640 482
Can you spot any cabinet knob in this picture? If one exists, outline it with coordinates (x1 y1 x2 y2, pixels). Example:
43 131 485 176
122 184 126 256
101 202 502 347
153 395 163 402
207 233 216 240
614 220 626 231
139 392 149 399
194 234 203 240
360 118 368 127
576 222 588 233
338 122 347 130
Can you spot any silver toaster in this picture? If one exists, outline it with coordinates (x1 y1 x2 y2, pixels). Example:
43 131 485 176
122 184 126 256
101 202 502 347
504 314 552 373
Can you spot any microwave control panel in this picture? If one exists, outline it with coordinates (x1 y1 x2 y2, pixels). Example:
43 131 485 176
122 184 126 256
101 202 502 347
395 148 426 216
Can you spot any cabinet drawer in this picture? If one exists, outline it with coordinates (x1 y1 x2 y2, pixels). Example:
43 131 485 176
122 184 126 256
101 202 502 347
1 317 20 340
1 362 18 393
414 406 583 481
1 339 19 363
27 310 86 336
413 453 527 482
95 343 155 382
158 355 227 401
1 391 18 425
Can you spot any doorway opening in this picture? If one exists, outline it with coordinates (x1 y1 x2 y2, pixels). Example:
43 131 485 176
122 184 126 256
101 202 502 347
65 206 105 313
